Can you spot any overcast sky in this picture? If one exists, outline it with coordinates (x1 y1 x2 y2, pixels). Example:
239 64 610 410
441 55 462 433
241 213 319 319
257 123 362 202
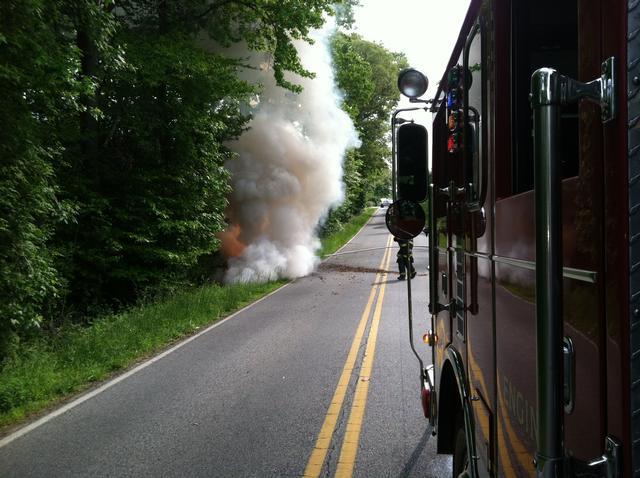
352 0 470 100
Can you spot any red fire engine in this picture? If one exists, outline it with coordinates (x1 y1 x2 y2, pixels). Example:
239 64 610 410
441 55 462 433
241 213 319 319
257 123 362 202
385 0 640 476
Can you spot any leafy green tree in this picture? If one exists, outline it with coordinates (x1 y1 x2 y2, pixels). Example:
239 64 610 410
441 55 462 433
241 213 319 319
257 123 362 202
0 0 89 354
0 0 351 347
118 0 338 92
334 0 361 29
330 32 407 213
54 3 254 308
56 0 343 308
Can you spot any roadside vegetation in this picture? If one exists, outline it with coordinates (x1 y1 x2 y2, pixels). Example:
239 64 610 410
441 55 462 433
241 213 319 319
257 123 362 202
0 0 404 430
319 207 377 258
0 281 284 428
0 208 377 429
1 1 404 360
320 32 408 236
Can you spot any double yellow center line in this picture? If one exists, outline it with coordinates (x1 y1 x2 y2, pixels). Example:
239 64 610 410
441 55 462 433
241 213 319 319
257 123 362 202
304 235 393 478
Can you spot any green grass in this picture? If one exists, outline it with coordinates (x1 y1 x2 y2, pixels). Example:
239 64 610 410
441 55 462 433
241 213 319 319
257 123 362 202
0 281 284 428
318 207 377 258
0 208 376 430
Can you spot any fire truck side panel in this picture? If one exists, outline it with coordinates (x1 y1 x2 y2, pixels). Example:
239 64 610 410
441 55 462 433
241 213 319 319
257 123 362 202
432 0 486 468
464 9 496 475
494 261 536 477
426 0 630 474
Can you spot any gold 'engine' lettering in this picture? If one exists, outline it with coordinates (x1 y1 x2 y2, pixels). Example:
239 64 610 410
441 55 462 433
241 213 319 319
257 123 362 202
502 375 537 444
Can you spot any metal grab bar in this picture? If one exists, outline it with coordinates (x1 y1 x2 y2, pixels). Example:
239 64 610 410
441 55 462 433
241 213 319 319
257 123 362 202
530 58 617 478
531 67 565 478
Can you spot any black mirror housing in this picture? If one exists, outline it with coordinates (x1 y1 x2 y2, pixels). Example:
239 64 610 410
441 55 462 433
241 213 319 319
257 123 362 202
397 123 428 202
385 199 426 240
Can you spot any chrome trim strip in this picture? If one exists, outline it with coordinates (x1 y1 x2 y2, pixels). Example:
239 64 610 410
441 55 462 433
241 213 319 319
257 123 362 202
436 251 597 283
464 250 492 261
490 254 597 284
492 255 535 271
562 267 598 284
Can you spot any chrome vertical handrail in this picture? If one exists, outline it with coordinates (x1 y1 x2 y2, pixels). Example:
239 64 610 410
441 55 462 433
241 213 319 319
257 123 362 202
531 67 565 478
530 57 616 478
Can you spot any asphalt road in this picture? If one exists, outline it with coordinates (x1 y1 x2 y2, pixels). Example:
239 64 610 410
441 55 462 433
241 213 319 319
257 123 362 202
0 208 451 477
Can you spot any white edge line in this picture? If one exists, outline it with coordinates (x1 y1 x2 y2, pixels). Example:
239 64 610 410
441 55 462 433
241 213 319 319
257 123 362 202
0 282 290 449
1 207 377 447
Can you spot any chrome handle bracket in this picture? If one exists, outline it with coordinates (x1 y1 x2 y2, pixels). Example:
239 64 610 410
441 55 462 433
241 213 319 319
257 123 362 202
561 57 617 123
430 301 455 315
437 182 467 203
531 57 617 124
568 436 622 478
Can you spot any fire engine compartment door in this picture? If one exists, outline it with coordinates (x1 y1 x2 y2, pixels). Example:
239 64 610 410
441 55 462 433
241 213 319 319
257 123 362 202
494 0 607 474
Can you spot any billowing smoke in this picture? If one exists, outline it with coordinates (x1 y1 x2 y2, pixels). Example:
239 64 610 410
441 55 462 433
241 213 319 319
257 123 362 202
222 24 360 283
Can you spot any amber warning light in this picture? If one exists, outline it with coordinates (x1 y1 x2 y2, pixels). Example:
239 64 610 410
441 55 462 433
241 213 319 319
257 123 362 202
423 331 438 346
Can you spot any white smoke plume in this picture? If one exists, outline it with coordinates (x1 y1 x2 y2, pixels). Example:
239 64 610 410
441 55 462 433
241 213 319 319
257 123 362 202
222 23 360 284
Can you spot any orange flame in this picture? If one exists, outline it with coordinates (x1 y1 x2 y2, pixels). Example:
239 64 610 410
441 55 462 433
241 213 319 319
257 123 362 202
218 224 246 258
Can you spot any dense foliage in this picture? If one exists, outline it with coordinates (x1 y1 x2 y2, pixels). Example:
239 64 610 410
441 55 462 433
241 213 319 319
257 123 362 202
0 0 83 352
0 0 347 358
322 32 408 235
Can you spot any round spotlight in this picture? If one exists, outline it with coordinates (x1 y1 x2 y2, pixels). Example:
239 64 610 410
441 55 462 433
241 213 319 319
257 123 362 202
397 68 429 99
